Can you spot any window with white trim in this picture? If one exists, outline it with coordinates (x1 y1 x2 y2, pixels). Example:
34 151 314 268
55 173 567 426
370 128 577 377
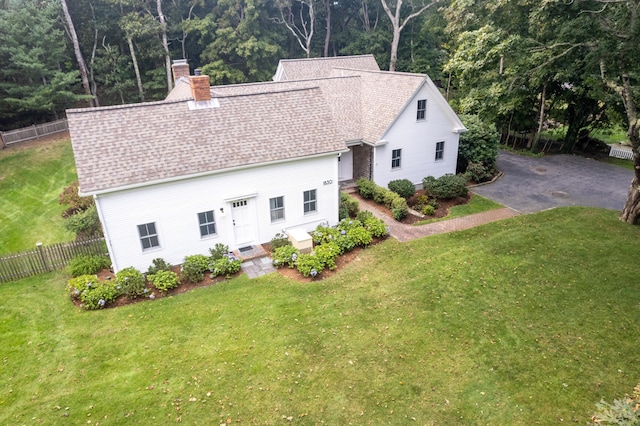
391 148 402 169
270 196 285 222
435 141 445 161
303 189 317 214
417 99 427 120
198 210 216 237
138 222 159 250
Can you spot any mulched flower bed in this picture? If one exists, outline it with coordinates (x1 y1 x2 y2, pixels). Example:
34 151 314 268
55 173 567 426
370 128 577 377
74 265 238 309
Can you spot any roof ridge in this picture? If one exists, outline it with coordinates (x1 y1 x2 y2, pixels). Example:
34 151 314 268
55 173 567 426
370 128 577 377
278 54 375 63
67 98 186 115
214 86 322 99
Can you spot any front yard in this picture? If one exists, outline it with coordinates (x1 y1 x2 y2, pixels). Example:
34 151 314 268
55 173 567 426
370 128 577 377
1 207 638 424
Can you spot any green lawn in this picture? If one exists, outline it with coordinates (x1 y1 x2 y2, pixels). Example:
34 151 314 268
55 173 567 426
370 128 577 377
1 207 638 424
0 139 76 254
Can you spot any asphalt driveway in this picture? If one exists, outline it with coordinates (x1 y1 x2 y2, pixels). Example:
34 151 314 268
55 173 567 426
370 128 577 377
471 151 634 213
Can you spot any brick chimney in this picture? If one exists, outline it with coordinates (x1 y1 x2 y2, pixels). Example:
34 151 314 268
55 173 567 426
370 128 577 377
172 59 190 84
190 69 211 102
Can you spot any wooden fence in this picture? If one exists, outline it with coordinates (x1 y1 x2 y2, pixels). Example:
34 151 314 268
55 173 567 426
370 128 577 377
0 237 107 283
0 119 68 147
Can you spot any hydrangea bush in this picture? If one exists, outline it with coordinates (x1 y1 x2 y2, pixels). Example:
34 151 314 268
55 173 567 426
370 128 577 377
67 274 119 310
148 270 179 292
272 245 300 268
115 266 145 298
210 253 242 277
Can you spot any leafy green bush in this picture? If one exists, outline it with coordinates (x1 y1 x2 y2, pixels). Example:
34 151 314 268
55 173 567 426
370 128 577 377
413 194 429 211
181 254 210 283
115 267 145 298
67 275 119 310
146 258 172 276
356 177 376 199
148 270 179 292
373 186 388 204
590 383 640 425
296 252 324 278
63 205 102 237
466 161 493 183
363 217 388 238
347 226 373 246
339 192 359 220
457 114 499 172
271 232 291 249
422 205 435 215
422 174 468 199
209 243 230 261
67 254 110 277
356 210 374 223
391 197 408 221
210 253 242 277
388 179 416 199
311 225 340 245
272 245 300 268
383 190 400 209
313 242 340 271
335 233 356 253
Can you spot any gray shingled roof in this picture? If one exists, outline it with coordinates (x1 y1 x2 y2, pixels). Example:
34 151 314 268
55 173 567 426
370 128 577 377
68 87 344 195
274 55 380 81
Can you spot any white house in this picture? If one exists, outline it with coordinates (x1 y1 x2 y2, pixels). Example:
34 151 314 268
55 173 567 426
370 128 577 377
67 55 465 272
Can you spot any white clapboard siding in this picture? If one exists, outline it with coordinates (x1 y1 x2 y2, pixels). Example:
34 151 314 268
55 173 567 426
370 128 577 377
373 82 460 188
96 155 339 272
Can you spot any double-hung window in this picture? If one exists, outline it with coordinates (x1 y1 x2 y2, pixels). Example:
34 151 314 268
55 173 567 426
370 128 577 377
198 210 216 237
138 222 159 250
303 189 317 214
270 196 285 222
435 141 445 161
416 99 427 120
391 148 402 169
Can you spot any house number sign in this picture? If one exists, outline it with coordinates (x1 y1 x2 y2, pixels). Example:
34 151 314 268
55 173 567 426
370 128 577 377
323 179 333 185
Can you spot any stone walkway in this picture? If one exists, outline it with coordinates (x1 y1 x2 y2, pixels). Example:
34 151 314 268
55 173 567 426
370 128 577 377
239 194 520 278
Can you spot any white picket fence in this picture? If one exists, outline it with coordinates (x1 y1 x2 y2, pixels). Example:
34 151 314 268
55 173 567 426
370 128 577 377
609 145 634 160
0 119 68 147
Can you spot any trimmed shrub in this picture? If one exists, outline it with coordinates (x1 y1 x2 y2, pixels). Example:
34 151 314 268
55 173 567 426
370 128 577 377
422 205 435 216
67 274 99 299
339 192 359 220
148 270 179 292
63 205 102 237
383 190 400 209
271 232 291 249
210 253 242 277
356 177 376 199
116 267 145 298
466 161 492 183
422 174 468 199
68 254 110 277
209 243 230 261
146 258 172 276
296 252 324 278
272 245 300 268
335 233 356 254
181 254 210 283
373 185 388 204
356 210 374 223
388 179 415 199
391 197 408 221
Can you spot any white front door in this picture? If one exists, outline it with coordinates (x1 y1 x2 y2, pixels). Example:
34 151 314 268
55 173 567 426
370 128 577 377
231 199 255 245
338 150 353 181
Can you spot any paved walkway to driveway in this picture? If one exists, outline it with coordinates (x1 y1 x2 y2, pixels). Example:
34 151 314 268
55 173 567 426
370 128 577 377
472 151 633 213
